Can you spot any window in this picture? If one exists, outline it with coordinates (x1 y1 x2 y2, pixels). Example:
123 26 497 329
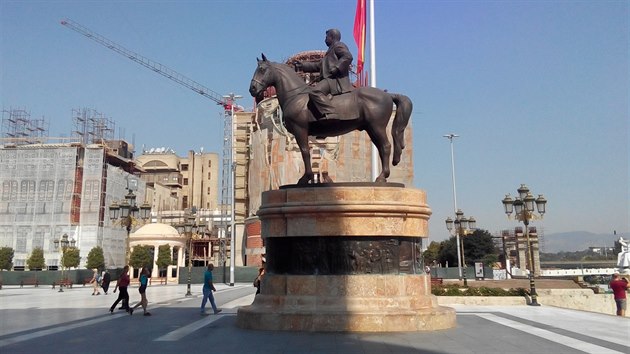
38 180 54 201
46 181 54 201
27 180 35 201
16 234 27 252
38 181 47 201
64 180 73 200
208 160 212 168
207 172 211 180
10 181 18 201
32 230 44 250
183 178 188 186
57 180 66 199
20 181 29 201
1 181 10 201
181 164 189 171
84 180 100 200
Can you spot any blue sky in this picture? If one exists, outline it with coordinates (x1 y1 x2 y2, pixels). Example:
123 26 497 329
1 0 628 244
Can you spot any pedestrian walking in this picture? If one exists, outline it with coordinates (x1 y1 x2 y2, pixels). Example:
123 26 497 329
200 263 222 315
609 273 629 316
101 269 111 295
90 268 101 295
130 266 151 316
109 265 130 313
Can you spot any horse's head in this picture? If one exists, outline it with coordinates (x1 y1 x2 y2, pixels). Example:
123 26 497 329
250 53 273 103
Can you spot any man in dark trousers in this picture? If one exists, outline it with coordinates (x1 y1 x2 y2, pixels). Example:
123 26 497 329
109 265 131 313
294 28 354 119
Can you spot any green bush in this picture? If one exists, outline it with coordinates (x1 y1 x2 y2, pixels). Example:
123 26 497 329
431 284 528 297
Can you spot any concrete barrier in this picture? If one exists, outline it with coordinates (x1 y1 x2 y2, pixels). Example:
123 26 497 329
537 289 619 316
437 296 526 306
437 289 624 317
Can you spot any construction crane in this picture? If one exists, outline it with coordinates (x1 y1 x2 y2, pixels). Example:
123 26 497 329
60 18 237 278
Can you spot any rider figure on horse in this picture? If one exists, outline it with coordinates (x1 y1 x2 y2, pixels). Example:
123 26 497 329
294 28 354 120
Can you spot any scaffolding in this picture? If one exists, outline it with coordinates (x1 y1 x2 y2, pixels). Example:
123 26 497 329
1 108 50 145
72 108 115 145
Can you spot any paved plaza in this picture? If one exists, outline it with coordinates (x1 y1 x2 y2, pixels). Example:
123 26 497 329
1 283 628 354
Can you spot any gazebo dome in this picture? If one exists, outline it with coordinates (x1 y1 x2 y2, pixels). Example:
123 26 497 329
130 223 181 240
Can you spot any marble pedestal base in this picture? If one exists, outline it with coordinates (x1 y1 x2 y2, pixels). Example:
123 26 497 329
237 274 455 332
237 184 456 332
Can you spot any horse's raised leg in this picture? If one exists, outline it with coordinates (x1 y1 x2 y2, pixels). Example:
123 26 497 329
365 126 391 183
294 130 314 185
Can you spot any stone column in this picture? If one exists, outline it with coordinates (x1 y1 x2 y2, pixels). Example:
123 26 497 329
151 245 159 278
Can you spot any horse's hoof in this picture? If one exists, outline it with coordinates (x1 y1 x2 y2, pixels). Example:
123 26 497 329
375 177 387 183
297 176 312 185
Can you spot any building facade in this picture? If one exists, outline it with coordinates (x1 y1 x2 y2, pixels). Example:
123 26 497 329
135 149 220 213
0 142 145 269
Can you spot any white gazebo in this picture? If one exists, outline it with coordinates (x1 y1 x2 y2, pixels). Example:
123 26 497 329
129 223 186 282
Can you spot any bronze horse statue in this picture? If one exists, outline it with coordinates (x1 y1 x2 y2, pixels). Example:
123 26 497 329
249 54 413 185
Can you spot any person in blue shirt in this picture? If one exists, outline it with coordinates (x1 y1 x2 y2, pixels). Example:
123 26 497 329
130 266 151 316
201 263 222 315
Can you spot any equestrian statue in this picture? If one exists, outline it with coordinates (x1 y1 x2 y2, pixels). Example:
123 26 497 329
249 31 413 186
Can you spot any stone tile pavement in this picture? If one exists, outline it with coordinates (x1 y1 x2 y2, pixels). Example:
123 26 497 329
1 283 628 354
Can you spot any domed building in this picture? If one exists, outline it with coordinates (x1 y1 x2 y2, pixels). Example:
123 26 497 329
129 223 186 282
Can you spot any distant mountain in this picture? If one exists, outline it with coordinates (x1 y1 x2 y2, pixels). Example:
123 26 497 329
542 231 625 253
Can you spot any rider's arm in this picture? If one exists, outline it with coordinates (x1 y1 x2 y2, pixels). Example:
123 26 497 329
332 42 353 76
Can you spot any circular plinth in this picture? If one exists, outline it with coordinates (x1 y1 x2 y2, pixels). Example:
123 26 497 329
258 184 431 238
238 184 456 332
237 274 456 332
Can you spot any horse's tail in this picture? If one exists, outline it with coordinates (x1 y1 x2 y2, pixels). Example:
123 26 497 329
390 93 413 166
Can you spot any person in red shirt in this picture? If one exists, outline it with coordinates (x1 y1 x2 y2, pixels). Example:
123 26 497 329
609 273 629 316
109 265 131 314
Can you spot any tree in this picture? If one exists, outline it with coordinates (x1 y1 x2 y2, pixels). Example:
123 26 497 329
86 246 105 270
437 237 458 267
62 247 81 269
462 229 499 266
27 247 45 271
0 247 14 271
129 245 153 270
155 244 172 277
423 241 441 265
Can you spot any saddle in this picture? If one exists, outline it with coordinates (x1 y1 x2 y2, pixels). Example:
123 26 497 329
307 91 360 122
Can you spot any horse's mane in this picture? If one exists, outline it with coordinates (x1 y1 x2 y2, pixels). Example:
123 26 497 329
266 60 308 88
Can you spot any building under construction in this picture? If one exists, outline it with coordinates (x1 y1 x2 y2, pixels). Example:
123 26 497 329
0 108 145 269
0 108 223 270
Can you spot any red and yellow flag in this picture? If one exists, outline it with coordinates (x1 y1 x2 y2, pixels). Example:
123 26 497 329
353 0 366 75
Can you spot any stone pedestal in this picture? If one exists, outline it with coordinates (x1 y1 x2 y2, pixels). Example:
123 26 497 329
236 183 456 332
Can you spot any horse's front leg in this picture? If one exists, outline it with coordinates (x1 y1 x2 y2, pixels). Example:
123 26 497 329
294 130 314 185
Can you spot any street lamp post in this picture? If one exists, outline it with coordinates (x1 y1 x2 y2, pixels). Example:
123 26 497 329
53 233 75 292
177 211 207 297
502 184 547 306
443 133 463 280
445 210 476 286
109 189 151 265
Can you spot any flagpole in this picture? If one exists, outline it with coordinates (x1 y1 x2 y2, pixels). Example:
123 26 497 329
369 0 379 181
